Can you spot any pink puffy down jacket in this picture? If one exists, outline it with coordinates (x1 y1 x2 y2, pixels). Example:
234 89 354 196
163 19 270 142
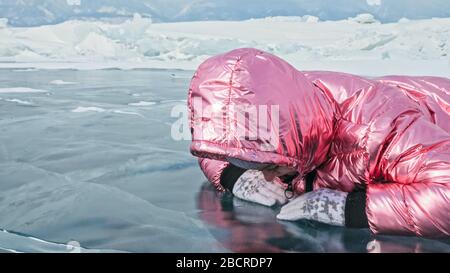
187 48 450 238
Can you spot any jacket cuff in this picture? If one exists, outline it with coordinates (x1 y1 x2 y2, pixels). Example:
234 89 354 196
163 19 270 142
219 164 247 191
345 190 369 228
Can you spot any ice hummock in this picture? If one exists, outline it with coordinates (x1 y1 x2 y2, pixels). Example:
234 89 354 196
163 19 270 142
0 15 449 77
349 13 379 24
2 0 450 27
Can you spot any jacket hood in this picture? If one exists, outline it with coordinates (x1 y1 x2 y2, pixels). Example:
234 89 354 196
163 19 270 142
188 48 335 175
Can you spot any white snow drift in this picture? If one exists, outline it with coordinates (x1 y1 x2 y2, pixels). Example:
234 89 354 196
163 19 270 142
0 87 48 94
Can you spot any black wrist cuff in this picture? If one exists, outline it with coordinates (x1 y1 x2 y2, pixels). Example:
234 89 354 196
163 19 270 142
304 170 317 192
220 164 247 191
345 190 369 228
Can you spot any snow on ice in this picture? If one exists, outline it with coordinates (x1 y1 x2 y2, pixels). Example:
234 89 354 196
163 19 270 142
0 87 48 94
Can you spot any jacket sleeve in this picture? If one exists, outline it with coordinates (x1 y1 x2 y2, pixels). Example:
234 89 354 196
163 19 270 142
366 115 450 238
198 158 230 191
198 158 248 192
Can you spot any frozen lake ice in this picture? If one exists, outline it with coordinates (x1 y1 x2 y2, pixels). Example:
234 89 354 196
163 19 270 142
0 68 448 252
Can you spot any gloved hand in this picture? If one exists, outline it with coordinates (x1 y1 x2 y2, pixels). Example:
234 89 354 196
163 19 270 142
232 169 288 207
277 188 347 226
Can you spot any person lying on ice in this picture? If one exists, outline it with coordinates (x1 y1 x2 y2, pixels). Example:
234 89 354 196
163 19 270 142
187 48 450 238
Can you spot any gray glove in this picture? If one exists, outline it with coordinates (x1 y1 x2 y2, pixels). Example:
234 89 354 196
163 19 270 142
232 170 288 207
277 188 347 226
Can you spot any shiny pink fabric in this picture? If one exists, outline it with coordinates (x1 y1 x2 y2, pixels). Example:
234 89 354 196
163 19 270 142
188 48 450 238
